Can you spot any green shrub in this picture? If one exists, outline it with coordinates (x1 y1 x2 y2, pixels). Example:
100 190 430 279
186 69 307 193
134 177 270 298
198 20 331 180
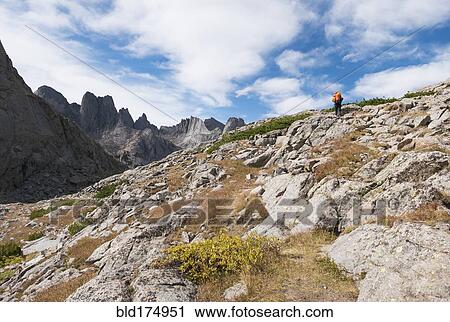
159 233 280 283
55 199 78 207
355 97 398 107
0 256 22 268
402 90 434 98
95 183 118 199
30 206 57 220
27 231 45 241
0 242 23 268
68 218 94 236
206 113 311 153
0 270 14 283
0 242 22 259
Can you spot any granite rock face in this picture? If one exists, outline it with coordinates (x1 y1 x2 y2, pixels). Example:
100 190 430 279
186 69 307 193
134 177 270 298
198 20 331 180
223 117 245 133
204 117 225 131
0 41 124 203
160 116 222 148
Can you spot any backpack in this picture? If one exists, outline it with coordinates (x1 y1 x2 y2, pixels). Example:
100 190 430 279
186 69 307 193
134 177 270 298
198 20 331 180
335 92 342 102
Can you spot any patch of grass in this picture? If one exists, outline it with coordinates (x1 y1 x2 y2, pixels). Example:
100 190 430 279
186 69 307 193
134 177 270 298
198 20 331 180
67 218 95 236
385 202 450 227
197 230 357 302
355 97 398 107
67 236 112 268
30 206 57 220
95 183 118 199
27 231 44 241
157 233 280 283
403 90 434 98
206 113 311 153
33 270 96 302
314 135 378 181
0 270 14 284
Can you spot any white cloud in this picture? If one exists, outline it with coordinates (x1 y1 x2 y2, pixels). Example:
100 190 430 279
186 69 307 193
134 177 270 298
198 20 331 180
325 0 450 54
236 77 329 115
0 4 202 126
276 48 332 75
352 48 450 98
236 77 302 99
79 0 315 106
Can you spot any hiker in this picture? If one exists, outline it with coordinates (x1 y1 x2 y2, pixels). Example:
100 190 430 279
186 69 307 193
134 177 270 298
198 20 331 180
332 91 343 117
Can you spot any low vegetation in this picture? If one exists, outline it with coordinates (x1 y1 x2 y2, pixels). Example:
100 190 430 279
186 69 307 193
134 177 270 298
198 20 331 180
30 206 57 220
67 236 112 268
158 233 280 283
355 97 398 107
197 231 358 301
385 202 450 227
403 90 434 98
206 113 311 153
27 231 45 241
313 134 378 181
95 183 119 199
0 241 23 268
68 218 94 236
0 270 14 284
33 270 96 302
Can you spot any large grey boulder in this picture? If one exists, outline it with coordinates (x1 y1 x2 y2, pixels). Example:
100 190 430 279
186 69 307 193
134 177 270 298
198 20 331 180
327 223 450 301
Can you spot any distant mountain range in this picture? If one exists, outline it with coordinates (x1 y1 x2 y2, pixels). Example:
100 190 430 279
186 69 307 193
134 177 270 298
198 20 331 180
35 86 246 167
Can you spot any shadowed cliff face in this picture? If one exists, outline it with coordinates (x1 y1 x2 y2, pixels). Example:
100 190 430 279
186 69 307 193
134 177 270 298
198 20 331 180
0 40 125 203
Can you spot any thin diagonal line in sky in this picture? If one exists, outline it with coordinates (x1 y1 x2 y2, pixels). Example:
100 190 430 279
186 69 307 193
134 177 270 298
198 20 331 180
25 25 179 123
280 24 431 116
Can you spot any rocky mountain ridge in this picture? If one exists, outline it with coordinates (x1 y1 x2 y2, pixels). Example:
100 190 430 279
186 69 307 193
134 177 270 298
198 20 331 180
36 86 246 165
35 86 178 167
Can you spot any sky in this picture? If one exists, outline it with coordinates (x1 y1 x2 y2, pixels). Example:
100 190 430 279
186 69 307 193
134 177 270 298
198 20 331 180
0 0 450 126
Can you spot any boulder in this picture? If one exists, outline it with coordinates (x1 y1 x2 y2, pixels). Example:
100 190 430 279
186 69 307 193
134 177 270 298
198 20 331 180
327 223 450 301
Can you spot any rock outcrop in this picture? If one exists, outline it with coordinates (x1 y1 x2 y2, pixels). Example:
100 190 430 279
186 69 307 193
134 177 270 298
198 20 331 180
223 117 245 133
326 223 450 301
0 41 124 203
160 116 222 148
204 117 225 131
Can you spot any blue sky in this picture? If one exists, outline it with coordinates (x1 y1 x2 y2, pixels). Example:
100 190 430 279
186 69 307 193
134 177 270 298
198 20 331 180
1 0 450 126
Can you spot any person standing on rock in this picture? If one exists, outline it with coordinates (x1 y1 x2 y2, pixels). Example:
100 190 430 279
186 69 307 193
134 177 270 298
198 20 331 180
332 91 344 117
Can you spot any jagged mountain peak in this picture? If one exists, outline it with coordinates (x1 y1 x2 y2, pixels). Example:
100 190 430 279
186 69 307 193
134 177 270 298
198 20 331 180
204 117 225 131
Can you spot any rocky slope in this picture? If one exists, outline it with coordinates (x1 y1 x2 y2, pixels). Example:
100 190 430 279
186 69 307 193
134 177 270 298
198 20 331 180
36 87 178 167
0 41 124 203
1 76 449 302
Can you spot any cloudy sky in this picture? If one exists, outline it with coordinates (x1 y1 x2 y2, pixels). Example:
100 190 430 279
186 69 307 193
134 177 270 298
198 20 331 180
1 0 450 125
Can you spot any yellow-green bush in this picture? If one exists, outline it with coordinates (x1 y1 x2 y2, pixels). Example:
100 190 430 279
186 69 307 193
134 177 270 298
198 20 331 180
160 233 280 283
